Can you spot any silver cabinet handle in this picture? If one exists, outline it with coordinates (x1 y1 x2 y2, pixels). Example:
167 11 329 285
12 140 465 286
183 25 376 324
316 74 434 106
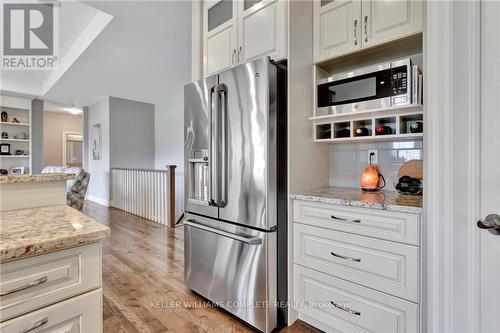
0 276 48 296
184 220 262 245
331 301 361 316
330 215 361 223
331 251 361 262
354 19 358 45
364 15 368 42
237 46 242 63
231 49 235 65
22 317 48 333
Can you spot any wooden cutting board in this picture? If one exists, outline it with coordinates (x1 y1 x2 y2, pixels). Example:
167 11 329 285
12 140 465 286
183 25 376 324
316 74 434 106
398 160 423 180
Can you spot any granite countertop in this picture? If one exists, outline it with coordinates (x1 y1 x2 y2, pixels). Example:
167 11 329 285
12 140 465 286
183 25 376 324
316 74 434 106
291 186 422 214
0 205 110 263
0 173 75 184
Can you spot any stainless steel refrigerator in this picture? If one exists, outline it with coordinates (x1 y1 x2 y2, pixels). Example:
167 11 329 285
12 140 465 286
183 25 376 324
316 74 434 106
184 57 287 333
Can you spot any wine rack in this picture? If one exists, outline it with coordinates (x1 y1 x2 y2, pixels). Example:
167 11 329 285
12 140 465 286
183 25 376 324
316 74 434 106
313 111 423 143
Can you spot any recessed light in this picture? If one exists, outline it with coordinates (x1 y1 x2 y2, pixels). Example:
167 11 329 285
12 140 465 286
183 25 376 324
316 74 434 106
65 107 82 115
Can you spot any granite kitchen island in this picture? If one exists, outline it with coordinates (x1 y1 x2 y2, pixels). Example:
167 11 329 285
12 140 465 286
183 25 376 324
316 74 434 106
0 200 109 331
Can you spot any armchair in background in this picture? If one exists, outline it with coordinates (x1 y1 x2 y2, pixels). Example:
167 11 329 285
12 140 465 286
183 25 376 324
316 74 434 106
41 166 91 210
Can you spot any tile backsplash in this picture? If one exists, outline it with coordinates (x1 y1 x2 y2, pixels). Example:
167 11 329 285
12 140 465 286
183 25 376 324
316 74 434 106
329 140 423 191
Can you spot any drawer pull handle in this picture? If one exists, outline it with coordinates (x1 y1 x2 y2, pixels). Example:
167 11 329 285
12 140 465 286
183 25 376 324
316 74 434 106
0 276 48 296
331 252 361 262
331 301 361 316
331 215 361 223
22 317 48 333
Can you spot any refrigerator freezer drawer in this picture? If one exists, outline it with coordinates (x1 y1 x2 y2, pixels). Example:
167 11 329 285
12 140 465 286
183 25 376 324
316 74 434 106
184 213 277 333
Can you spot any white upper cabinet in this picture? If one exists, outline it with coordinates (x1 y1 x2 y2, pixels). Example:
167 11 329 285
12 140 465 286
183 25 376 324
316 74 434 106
314 0 362 62
203 0 287 77
204 0 238 76
314 0 423 63
238 0 286 63
362 0 423 48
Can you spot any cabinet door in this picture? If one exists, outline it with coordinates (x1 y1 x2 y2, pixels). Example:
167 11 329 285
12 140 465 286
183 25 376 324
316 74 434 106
313 0 362 63
238 0 286 63
0 289 102 333
204 0 237 76
362 0 423 49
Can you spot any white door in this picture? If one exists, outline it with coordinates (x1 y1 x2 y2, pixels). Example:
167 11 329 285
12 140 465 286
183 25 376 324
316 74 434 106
313 0 362 63
238 0 286 63
204 0 237 76
361 0 423 49
479 1 500 331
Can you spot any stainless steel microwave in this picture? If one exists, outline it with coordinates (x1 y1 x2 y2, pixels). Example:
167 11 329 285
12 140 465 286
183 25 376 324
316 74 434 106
317 58 412 113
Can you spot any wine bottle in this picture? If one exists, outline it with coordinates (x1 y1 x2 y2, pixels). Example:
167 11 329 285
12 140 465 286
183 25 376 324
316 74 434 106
336 128 350 138
355 127 371 136
375 126 394 135
410 121 423 133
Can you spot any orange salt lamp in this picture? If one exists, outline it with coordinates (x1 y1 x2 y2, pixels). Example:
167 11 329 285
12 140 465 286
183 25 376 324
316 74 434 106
360 164 386 192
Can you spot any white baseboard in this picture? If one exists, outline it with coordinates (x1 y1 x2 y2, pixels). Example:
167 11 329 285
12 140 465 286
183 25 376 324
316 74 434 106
86 195 110 207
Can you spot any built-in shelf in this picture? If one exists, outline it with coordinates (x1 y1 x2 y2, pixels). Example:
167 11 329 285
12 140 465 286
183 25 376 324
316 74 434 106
314 111 423 143
0 138 30 142
0 155 30 158
310 104 423 121
0 122 30 127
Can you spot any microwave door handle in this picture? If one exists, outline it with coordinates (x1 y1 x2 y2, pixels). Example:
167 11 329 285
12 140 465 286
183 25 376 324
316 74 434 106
354 19 358 45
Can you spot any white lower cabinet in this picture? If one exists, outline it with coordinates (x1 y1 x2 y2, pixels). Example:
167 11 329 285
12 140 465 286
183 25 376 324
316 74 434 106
293 200 421 332
0 242 104 332
0 288 102 333
295 265 419 333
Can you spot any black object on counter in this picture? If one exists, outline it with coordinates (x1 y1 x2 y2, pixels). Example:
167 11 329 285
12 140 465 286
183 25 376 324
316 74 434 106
395 176 422 195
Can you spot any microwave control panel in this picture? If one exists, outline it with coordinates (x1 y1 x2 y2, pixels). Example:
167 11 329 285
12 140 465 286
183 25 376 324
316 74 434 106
390 65 408 95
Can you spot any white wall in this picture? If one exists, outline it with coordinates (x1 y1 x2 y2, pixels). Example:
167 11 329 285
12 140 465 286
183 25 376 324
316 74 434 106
86 98 110 206
109 97 154 169
154 2 191 221
43 111 83 167
154 97 186 221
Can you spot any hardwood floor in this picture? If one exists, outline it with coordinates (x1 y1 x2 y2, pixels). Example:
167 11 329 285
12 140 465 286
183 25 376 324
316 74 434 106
82 201 322 333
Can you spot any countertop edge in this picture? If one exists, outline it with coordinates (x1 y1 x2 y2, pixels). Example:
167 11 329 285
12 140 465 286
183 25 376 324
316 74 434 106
290 193 423 214
0 173 76 184
0 227 110 263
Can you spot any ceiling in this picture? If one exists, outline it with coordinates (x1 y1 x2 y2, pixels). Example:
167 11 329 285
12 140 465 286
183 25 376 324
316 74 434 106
2 1 192 108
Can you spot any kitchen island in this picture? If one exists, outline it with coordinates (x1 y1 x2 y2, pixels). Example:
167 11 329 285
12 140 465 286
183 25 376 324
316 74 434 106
0 205 109 331
0 173 75 211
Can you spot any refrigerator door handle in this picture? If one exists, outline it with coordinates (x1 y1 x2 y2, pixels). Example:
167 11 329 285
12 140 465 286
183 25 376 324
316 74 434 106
211 83 227 208
208 85 216 206
217 84 227 207
184 220 262 245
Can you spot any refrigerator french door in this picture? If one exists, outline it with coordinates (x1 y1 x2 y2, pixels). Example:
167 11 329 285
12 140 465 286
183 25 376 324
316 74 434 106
184 57 287 333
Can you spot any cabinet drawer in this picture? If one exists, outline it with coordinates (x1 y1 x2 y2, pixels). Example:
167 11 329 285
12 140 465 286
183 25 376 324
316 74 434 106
0 243 101 322
294 200 420 245
295 223 419 302
295 265 419 333
0 288 102 333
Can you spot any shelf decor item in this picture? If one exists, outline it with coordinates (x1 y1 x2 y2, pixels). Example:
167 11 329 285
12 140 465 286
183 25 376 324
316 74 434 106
12 117 20 123
0 169 8 175
0 143 11 155
10 166 25 174
13 132 27 139
92 123 102 160
15 149 24 155
1 132 8 139
1 111 7 122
